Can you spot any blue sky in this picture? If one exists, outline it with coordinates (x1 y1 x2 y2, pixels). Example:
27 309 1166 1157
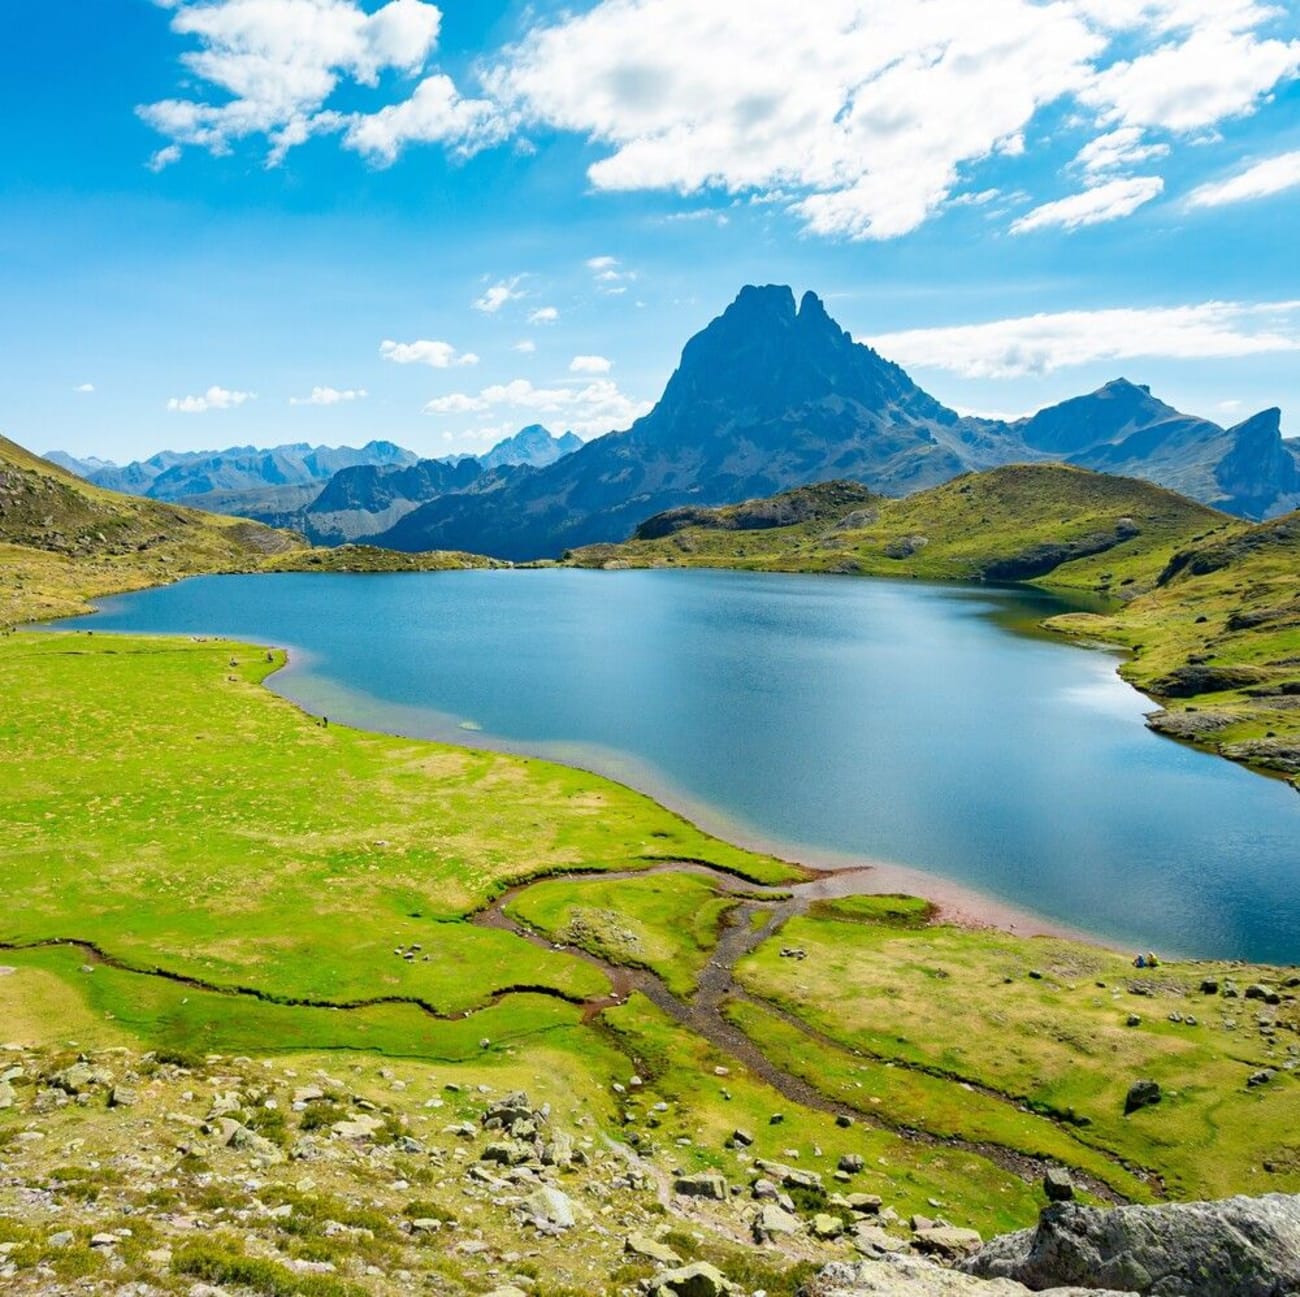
3 0 1299 464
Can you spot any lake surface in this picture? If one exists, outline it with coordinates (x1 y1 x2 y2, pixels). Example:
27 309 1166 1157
59 569 1300 963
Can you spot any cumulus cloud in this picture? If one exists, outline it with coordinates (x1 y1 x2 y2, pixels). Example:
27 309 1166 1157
289 385 368 405
1011 175 1164 232
474 277 526 314
140 0 1300 240
867 300 1300 379
570 355 612 374
139 0 502 167
380 338 478 367
528 306 559 325
1188 149 1300 207
167 385 255 413
73 383 95 394
423 377 649 435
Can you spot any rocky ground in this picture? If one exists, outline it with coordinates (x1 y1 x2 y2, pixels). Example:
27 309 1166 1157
0 1042 978 1297
4 1045 1298 1297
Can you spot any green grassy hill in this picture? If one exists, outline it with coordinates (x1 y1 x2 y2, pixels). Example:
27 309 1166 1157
567 465 1231 594
0 435 497 626
0 433 304 625
1054 509 1300 786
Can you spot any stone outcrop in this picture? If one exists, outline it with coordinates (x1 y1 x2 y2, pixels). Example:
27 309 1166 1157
961 1194 1300 1296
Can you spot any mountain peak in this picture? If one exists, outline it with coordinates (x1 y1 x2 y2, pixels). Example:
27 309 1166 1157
728 283 798 321
638 284 948 447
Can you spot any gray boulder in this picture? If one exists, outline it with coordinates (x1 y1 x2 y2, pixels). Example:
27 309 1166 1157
801 1257 1133 1295
962 1194 1300 1296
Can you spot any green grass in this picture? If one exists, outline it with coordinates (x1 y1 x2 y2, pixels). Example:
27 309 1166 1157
733 910 1300 1201
506 871 739 996
568 466 1227 592
0 631 794 1016
601 994 1046 1237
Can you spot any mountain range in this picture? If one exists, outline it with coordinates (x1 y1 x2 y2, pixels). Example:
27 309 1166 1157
49 286 1298 561
359 285 1298 560
46 426 586 540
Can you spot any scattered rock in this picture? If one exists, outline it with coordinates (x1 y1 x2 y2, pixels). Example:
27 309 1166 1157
914 1227 983 1259
648 1261 740 1297
675 1171 728 1200
1043 1168 1074 1202
520 1185 577 1230
813 1213 847 1239
626 1232 683 1265
753 1203 803 1241
1123 1079 1161 1115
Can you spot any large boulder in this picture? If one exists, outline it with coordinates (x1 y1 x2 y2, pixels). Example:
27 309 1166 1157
801 1256 1132 1295
962 1194 1300 1296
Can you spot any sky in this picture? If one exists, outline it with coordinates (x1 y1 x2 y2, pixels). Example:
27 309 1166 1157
2 0 1299 464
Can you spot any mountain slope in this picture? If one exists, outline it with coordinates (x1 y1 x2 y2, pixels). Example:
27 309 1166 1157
370 287 1294 561
301 455 487 544
0 433 302 625
1054 508 1300 786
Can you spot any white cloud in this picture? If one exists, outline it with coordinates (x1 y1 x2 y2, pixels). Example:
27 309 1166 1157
139 0 502 167
73 383 95 394
141 0 1300 240
1080 26 1300 134
1074 126 1169 175
380 338 478 367
570 355 612 374
489 0 1113 241
289 385 368 405
586 254 635 294
1188 149 1300 207
167 385 255 413
474 277 525 313
512 340 537 354
867 300 1300 379
423 376 649 435
528 306 558 325
1011 175 1164 232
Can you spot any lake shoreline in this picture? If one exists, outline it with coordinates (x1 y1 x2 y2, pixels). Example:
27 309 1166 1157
264 640 1131 957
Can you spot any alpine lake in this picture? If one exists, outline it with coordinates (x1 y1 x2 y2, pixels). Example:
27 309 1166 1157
58 567 1300 965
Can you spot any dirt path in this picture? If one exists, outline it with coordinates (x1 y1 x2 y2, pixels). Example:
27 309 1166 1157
474 862 1151 1202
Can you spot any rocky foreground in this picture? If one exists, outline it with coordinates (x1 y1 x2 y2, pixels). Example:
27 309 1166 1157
2 1044 1298 1297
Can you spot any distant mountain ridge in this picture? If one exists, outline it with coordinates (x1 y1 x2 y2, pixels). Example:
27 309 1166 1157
47 427 587 541
365 286 1297 560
